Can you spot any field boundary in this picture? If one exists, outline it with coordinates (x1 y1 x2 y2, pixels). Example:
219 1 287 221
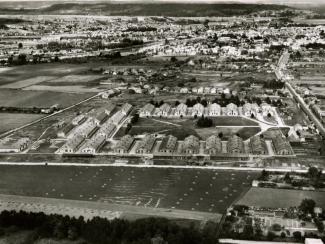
0 194 221 222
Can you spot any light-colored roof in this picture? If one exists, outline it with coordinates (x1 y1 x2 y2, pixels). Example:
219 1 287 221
206 135 222 152
183 135 200 151
137 134 156 151
160 135 177 151
227 135 244 153
115 135 134 151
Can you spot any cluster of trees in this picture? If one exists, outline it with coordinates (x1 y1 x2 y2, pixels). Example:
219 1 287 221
304 43 325 50
0 210 219 244
48 41 74 51
0 106 42 114
125 113 139 133
186 97 208 107
149 100 165 107
263 79 285 89
126 26 157 32
196 116 213 127
7 54 28 65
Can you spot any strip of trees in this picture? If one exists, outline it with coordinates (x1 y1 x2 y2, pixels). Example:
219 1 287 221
0 210 219 244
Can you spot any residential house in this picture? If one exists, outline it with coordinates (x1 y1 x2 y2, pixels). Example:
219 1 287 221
158 103 171 117
272 135 292 155
192 103 205 117
136 134 156 154
98 123 116 138
73 119 98 138
261 102 273 116
71 115 86 126
109 111 125 125
224 103 239 116
78 133 106 154
205 135 222 155
114 135 134 154
242 103 259 117
182 135 200 154
140 103 155 117
121 103 133 116
159 135 177 154
57 123 75 138
174 103 187 117
207 103 221 116
227 135 244 154
250 136 267 155
57 135 84 154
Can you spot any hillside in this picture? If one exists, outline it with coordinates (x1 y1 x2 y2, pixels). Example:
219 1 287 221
0 3 290 17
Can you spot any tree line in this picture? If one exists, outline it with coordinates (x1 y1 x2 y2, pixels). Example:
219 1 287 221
0 210 220 244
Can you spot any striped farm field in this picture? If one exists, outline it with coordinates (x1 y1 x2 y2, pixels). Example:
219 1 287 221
0 165 258 214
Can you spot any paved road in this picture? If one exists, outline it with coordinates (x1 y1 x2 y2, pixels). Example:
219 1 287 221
0 161 319 173
285 82 325 137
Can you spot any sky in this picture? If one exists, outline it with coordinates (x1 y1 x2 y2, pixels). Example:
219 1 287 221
0 0 323 5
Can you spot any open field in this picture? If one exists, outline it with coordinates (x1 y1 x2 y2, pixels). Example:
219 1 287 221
0 165 258 214
0 63 94 86
293 18 325 25
0 113 44 133
0 194 220 222
123 117 260 140
0 89 95 108
0 76 57 89
24 84 104 93
236 187 325 208
212 117 259 126
196 126 261 140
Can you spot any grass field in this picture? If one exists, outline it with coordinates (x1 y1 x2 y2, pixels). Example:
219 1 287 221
196 126 261 140
124 117 260 140
0 63 92 86
0 89 95 108
0 76 57 89
236 187 325 208
0 165 258 214
0 113 44 133
212 116 259 126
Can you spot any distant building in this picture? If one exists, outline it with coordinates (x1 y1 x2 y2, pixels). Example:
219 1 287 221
0 137 31 153
261 102 273 116
159 135 177 154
